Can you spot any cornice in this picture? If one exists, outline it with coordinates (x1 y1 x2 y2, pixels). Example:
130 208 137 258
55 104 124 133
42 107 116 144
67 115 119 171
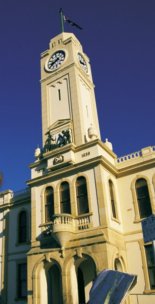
29 140 155 184
117 158 155 177
27 155 108 186
29 139 116 169
40 62 94 89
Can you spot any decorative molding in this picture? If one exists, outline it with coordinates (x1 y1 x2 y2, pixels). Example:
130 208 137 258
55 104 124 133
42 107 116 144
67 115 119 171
53 155 64 165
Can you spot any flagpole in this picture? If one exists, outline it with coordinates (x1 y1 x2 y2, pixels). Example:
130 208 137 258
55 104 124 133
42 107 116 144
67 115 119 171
59 8 64 32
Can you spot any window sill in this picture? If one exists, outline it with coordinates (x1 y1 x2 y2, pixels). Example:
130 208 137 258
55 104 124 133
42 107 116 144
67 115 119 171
143 289 155 294
75 212 93 219
111 217 120 224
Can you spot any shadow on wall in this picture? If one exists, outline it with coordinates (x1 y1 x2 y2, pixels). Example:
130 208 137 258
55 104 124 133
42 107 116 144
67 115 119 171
36 229 60 249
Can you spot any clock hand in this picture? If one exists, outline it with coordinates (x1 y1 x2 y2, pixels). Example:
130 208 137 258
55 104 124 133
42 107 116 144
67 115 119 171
53 57 60 64
48 57 60 68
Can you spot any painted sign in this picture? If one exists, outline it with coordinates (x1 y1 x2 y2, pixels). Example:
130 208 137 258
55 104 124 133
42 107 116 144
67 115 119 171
88 269 137 304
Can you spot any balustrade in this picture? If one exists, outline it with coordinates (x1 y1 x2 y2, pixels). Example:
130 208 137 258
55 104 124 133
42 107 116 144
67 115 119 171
117 151 142 163
41 213 92 235
76 215 91 230
117 146 155 164
52 214 73 225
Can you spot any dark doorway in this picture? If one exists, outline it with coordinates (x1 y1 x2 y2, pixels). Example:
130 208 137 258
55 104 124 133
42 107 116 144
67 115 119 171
47 264 63 304
77 267 85 304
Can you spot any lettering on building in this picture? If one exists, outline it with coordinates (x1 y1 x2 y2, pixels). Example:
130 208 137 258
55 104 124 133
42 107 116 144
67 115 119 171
81 152 90 158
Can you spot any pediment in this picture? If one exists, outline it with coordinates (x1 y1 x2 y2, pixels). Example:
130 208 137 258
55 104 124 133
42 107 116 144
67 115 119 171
46 119 72 134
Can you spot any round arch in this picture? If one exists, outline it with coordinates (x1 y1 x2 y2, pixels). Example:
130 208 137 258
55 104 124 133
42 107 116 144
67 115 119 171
107 178 119 220
131 174 155 221
32 255 63 304
72 173 93 217
63 252 97 304
55 178 72 214
17 208 29 244
113 254 126 272
40 183 56 227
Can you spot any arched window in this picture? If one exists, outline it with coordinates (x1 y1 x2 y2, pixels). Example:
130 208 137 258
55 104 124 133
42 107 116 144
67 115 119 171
18 211 27 243
76 177 89 215
45 187 54 222
60 182 71 214
135 178 152 218
109 180 118 219
114 258 123 272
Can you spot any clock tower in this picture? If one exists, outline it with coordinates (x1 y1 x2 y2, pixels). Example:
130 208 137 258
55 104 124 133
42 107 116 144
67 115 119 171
28 31 117 304
1 23 155 304
40 32 101 148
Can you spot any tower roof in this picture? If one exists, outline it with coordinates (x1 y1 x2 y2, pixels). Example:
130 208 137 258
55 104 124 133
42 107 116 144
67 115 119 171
49 32 82 50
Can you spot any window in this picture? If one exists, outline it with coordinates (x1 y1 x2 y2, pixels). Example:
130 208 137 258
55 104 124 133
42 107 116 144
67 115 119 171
135 178 152 218
114 258 123 271
45 187 54 222
18 211 27 243
76 177 89 215
145 244 155 289
17 263 27 299
60 182 71 214
58 89 61 101
109 180 118 219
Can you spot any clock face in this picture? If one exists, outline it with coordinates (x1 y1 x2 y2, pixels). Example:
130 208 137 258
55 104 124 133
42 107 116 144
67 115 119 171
46 50 66 72
78 53 88 73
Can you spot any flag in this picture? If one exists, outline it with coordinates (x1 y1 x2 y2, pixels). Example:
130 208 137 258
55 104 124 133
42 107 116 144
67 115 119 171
59 9 83 30
64 16 83 30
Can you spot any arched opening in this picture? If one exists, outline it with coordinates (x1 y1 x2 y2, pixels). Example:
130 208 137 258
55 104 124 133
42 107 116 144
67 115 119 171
60 182 71 214
76 256 96 303
47 264 63 304
39 262 63 304
109 180 118 219
45 186 54 222
18 210 27 243
135 178 152 218
114 258 123 272
76 176 89 215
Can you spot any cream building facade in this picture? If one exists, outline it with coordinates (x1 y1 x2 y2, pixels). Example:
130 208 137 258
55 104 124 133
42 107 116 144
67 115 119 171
0 32 155 304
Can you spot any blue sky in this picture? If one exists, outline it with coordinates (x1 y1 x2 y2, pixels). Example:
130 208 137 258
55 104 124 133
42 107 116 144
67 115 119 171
0 0 155 191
